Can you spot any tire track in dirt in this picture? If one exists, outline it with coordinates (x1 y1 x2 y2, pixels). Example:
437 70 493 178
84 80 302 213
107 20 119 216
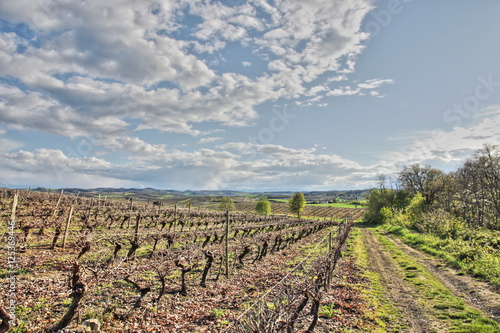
385 232 500 323
361 228 444 332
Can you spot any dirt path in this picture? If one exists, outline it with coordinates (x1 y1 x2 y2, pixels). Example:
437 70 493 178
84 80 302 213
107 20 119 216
385 232 500 323
361 228 445 332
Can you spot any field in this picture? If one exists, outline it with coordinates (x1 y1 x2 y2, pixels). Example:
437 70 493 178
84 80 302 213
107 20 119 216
233 201 366 220
1 189 499 332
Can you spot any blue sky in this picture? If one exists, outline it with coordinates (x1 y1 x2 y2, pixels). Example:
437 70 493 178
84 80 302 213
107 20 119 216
1 0 500 191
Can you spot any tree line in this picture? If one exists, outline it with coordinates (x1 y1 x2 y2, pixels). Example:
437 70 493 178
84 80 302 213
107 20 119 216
365 144 500 233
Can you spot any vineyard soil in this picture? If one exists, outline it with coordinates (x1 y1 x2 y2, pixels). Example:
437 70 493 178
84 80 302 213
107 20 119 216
5 228 368 332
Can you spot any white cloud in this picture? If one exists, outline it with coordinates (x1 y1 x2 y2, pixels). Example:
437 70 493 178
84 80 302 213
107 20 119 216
0 0 378 140
325 78 394 97
0 141 381 190
328 86 361 96
384 105 500 168
198 137 223 144
357 79 395 89
0 1 216 89
0 84 128 137
95 136 167 157
0 148 128 187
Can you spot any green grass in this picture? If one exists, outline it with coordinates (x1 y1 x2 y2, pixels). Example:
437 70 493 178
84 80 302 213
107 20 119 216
268 198 288 203
381 225 500 288
307 202 364 208
373 228 500 332
319 303 342 318
210 308 227 318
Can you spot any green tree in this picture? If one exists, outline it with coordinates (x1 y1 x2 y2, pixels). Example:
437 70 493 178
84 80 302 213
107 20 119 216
256 197 272 215
218 196 235 211
289 192 306 218
363 188 395 223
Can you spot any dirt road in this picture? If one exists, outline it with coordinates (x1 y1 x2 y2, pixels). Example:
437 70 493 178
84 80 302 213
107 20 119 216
385 232 500 323
360 227 500 332
361 228 444 332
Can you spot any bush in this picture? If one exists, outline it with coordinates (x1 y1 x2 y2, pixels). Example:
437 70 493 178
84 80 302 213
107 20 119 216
218 197 236 211
419 209 467 237
379 207 394 224
363 189 394 223
255 197 272 215
406 193 425 225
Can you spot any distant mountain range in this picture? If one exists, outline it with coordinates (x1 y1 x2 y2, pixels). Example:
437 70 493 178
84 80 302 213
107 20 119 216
32 187 370 200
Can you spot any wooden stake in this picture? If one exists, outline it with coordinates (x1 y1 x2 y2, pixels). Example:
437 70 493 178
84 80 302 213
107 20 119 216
328 230 332 253
127 198 133 229
173 203 178 232
11 191 18 222
225 208 229 276
134 214 141 244
55 189 64 209
62 206 74 249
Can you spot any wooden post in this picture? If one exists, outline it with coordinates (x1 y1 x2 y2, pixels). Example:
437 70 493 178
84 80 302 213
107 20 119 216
128 198 133 229
134 214 141 244
62 206 74 249
173 203 178 232
326 229 334 286
55 189 64 209
10 191 18 222
225 208 229 276
51 189 64 219
328 229 332 253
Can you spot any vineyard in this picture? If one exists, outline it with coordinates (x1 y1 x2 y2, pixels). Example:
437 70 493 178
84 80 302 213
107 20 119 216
0 190 360 332
233 202 366 220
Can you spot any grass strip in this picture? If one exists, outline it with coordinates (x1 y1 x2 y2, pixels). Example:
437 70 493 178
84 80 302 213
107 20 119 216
381 225 500 288
345 228 406 332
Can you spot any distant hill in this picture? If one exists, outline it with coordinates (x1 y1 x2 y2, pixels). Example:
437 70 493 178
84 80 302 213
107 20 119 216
33 187 249 198
32 187 372 201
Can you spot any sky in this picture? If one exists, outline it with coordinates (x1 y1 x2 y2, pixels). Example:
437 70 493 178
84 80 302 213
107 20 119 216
1 0 500 191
